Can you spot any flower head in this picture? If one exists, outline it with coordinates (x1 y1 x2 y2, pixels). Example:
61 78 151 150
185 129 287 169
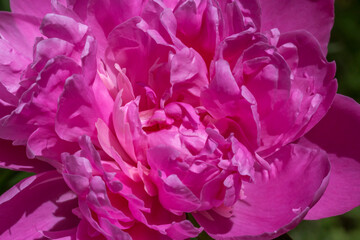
0 0 359 239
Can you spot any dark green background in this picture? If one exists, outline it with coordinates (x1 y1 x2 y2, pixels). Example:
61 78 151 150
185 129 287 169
0 0 359 239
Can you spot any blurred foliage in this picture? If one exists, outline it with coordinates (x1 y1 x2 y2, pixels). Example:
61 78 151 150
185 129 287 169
0 0 359 239
0 0 9 11
290 207 360 240
327 0 360 102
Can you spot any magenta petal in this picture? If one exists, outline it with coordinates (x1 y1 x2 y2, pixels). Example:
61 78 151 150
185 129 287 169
165 220 203 240
0 171 79 239
173 0 206 37
10 0 52 18
302 94 360 219
125 222 171 240
0 39 28 96
32 38 75 71
0 55 82 144
278 31 337 137
96 118 134 166
113 96 148 164
259 0 334 55
0 12 41 58
76 219 105 240
194 144 330 239
170 47 208 104
81 36 98 85
0 138 53 172
89 0 145 37
147 147 201 213
56 74 100 142
237 0 261 31
42 228 77 240
40 13 88 44
27 127 78 162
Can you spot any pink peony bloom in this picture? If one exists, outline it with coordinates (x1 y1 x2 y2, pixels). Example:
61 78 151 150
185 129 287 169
0 0 359 239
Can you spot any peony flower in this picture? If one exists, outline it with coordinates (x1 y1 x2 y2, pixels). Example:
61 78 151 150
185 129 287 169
0 0 359 239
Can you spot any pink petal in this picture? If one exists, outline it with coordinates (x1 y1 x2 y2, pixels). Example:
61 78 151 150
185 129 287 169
0 56 82 144
173 0 206 38
31 56 82 115
91 72 114 124
40 13 88 44
32 38 75 72
259 0 334 55
141 0 179 46
0 12 42 58
106 17 174 102
147 146 202 213
88 0 145 37
241 40 291 117
0 98 15 119
165 220 203 240
27 127 78 162
123 188 200 239
81 35 98 85
113 96 148 164
0 138 53 172
201 61 261 149
170 47 208 105
42 228 77 240
237 0 261 31
258 30 337 155
206 59 240 102
10 0 52 18
194 144 330 239
97 217 132 240
0 171 79 239
0 39 28 95
302 94 360 219
96 118 133 165
278 31 337 138
190 0 221 64
78 199 132 240
76 219 105 240
86 176 132 222
125 222 171 240
55 74 101 142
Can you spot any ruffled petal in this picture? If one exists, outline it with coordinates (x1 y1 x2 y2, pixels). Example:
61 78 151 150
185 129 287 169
0 171 79 239
26 127 78 162
260 30 336 154
55 74 104 142
106 17 174 103
113 96 148 164
0 56 82 144
76 219 106 240
42 227 77 240
194 144 330 239
40 13 88 45
278 30 337 138
201 59 261 149
141 0 180 47
84 0 145 42
170 47 208 105
302 94 360 219
125 222 171 240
